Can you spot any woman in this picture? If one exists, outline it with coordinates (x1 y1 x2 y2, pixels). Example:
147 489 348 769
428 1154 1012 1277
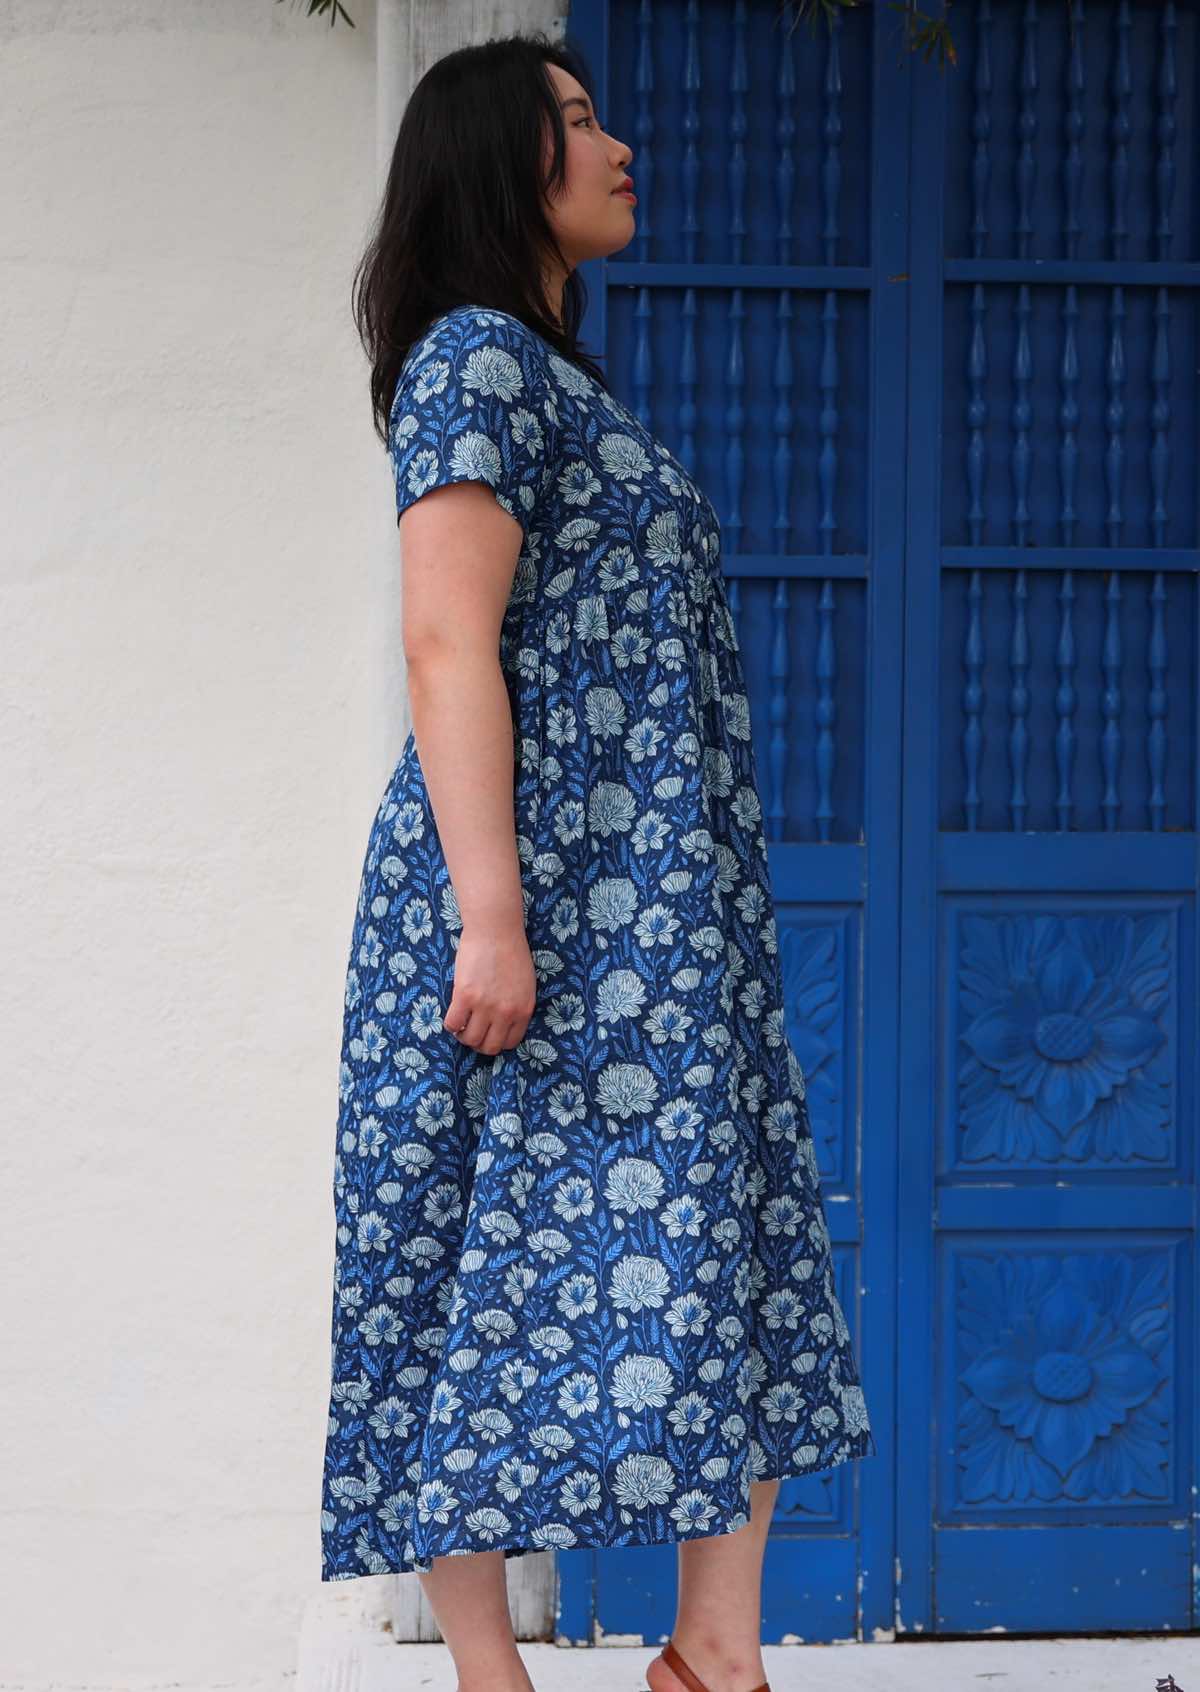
321 31 876 1692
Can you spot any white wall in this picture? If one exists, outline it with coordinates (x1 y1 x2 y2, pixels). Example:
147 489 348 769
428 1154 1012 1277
0 2 559 1686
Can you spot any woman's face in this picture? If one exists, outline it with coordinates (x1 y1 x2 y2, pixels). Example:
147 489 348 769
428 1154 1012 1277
543 64 636 267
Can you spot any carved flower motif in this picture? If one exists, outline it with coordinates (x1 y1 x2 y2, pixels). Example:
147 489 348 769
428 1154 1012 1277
957 1253 1168 1503
958 914 1170 1162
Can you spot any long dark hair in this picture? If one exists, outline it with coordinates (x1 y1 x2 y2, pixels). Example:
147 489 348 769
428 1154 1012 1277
353 31 612 447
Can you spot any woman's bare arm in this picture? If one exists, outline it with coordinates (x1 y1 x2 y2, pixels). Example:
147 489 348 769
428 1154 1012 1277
399 479 537 1055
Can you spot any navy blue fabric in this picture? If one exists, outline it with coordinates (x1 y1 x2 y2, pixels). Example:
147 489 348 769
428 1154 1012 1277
320 305 877 1580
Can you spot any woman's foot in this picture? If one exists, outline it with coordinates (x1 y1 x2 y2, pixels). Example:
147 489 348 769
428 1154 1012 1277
645 1635 770 1692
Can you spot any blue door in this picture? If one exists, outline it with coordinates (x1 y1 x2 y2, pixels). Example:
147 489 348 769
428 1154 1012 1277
559 0 1198 1644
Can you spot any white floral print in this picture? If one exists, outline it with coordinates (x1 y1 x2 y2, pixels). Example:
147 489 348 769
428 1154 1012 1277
320 305 876 1581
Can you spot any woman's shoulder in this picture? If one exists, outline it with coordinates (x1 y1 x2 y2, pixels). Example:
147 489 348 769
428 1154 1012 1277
413 304 544 361
398 306 544 401
411 305 600 407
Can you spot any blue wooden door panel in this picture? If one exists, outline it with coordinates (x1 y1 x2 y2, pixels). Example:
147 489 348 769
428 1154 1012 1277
560 0 1199 1646
559 0 906 1643
897 0 1199 1637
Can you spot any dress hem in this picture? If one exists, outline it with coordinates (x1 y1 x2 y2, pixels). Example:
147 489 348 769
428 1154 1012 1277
320 1426 878 1583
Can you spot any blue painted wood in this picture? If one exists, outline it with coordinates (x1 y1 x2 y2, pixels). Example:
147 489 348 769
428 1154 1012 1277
562 0 903 1644
561 0 1199 1648
901 0 1199 1639
934 1522 1192 1631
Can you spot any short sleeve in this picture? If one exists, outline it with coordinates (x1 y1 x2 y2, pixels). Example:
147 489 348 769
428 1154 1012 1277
389 309 558 539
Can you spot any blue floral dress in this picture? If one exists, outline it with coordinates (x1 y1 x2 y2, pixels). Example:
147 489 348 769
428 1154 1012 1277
320 304 876 1581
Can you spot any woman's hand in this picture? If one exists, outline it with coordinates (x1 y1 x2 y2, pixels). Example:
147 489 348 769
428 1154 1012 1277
444 915 537 1055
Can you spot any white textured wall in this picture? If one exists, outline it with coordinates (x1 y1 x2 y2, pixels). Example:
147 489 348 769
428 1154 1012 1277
0 2 558 1687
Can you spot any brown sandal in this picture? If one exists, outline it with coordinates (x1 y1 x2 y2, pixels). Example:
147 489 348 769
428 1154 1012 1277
657 1637 771 1692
